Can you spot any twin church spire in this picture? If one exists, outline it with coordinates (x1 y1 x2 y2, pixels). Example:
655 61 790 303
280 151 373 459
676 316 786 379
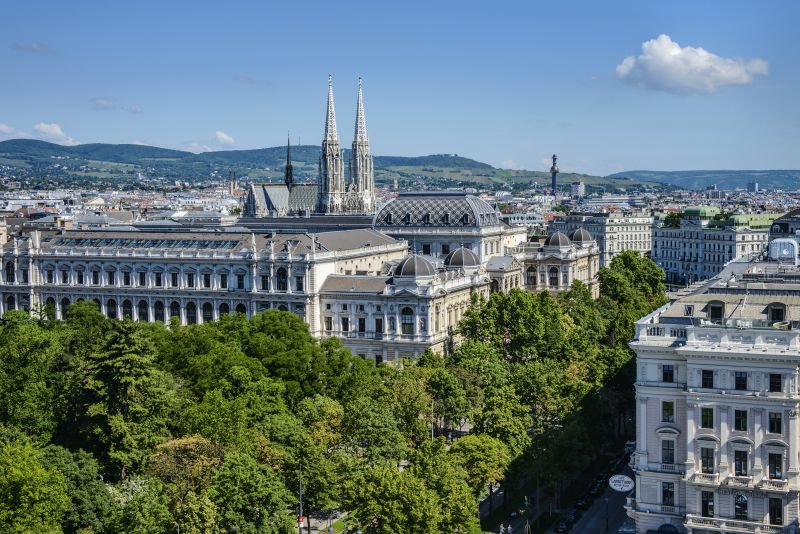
317 75 375 214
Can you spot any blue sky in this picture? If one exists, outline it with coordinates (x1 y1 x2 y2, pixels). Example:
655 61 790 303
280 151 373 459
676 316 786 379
1 0 797 175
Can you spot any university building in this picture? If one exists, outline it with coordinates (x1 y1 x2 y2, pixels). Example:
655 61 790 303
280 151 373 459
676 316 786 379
627 240 800 533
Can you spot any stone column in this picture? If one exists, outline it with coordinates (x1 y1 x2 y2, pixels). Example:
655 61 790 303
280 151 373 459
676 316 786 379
720 406 730 476
686 402 696 470
638 395 648 467
789 407 799 474
753 408 764 478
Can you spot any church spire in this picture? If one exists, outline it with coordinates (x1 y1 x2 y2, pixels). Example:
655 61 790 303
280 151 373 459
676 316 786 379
284 133 293 188
354 77 368 144
324 74 339 142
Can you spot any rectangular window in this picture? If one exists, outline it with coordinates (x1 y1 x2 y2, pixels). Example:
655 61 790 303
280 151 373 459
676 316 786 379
21 269 28 283
237 274 245 289
171 272 179 287
187 273 195 288
701 407 713 429
260 275 268 291
341 317 349 332
203 273 211 288
61 270 68 284
769 412 783 434
662 364 674 383
324 317 332 331
734 450 748 476
222 274 229 289
375 318 383 333
155 272 162 287
77 271 84 285
295 276 303 292
662 482 674 507
139 271 146 286
358 317 366 333
107 271 115 285
770 374 782 393
769 497 783 526
123 272 131 286
46 270 53 284
701 491 714 518
734 410 747 432
422 244 431 255
662 401 675 423
441 244 450 255
769 453 783 480
683 305 694 316
735 371 747 390
701 447 714 474
702 370 714 389
92 271 99 285
661 439 675 465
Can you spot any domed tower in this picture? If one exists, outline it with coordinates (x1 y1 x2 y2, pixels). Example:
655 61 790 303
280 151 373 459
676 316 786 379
568 228 594 248
443 246 480 271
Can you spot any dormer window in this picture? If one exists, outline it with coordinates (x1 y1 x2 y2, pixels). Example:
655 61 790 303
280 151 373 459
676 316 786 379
404 213 412 224
461 213 470 224
423 213 431 224
768 303 786 323
385 213 393 224
442 213 450 224
707 301 725 322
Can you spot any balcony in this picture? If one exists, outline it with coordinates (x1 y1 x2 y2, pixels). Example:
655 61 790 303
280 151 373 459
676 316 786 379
725 475 753 488
687 472 719 486
758 478 790 492
627 498 684 517
686 515 785 533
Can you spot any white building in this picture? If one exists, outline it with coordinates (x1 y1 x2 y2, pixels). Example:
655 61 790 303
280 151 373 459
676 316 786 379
628 254 800 533
549 211 653 267
571 181 586 198
651 207 778 285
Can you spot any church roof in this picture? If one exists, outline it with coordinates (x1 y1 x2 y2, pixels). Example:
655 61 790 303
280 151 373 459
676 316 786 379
248 183 318 214
373 191 500 228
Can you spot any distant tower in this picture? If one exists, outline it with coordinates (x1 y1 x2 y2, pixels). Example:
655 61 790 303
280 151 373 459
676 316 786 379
318 74 345 213
550 154 559 197
284 134 294 189
351 77 375 213
228 171 237 196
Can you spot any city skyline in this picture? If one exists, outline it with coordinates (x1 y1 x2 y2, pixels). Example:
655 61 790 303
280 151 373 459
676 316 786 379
1 0 798 176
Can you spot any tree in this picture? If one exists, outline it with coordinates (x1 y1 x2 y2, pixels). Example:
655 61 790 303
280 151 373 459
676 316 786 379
79 320 179 479
107 476 172 533
427 368 469 432
0 439 69 533
147 435 223 528
209 452 295 534
42 445 112 533
473 385 530 458
342 395 407 463
449 434 511 498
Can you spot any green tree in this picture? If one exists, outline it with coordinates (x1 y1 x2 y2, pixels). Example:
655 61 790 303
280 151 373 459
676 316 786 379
107 476 172 533
449 434 511 498
79 320 179 479
209 452 295 534
427 367 469 432
42 445 112 533
473 385 530 458
0 439 69 533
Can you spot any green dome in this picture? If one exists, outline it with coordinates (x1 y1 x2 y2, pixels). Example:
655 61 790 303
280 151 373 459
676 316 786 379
684 206 720 220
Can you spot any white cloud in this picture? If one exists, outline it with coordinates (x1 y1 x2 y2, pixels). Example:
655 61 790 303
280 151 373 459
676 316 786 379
33 122 79 146
188 142 212 153
215 130 235 146
12 41 52 54
500 159 520 170
616 34 768 94
0 123 13 134
90 97 115 110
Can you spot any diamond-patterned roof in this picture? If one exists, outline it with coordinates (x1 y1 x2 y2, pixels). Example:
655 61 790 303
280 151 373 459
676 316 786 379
373 191 499 228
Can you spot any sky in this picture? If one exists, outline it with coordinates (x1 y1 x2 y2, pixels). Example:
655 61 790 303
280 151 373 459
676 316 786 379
0 0 798 176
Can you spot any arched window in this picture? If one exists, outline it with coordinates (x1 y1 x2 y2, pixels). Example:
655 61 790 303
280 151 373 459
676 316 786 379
154 301 165 322
45 297 56 319
107 299 117 319
5 262 14 283
526 266 537 286
401 306 414 335
170 301 180 320
5 295 15 312
404 212 412 224
385 212 393 224
202 302 213 323
219 303 230 316
92 298 101 311
734 494 748 520
235 303 247 315
122 299 133 319
277 304 288 311
549 266 559 287
276 268 288 291
60 297 70 318
186 302 197 324
138 300 149 322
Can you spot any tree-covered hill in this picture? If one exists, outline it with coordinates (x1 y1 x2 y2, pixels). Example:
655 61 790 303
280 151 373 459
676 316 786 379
607 169 800 190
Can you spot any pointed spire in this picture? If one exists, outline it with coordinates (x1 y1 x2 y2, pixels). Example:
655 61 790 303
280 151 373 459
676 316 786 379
324 74 339 142
354 77 368 144
284 132 294 188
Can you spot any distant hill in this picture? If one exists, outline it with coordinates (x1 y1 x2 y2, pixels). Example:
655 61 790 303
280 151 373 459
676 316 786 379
0 139 668 192
607 169 800 190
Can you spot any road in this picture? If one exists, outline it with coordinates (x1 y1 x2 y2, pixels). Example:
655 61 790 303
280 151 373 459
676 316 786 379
543 469 633 534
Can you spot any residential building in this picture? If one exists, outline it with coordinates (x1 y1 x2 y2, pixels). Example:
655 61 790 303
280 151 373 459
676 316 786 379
627 251 800 533
651 207 778 285
549 211 653 267
571 181 586 198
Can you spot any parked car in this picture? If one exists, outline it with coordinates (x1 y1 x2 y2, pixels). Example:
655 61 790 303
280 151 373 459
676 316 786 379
565 507 581 523
617 517 636 534
575 496 591 510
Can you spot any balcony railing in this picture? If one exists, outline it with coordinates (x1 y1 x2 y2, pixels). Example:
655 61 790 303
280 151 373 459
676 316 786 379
658 463 685 474
688 472 719 485
686 514 784 533
758 478 789 492
726 475 753 488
